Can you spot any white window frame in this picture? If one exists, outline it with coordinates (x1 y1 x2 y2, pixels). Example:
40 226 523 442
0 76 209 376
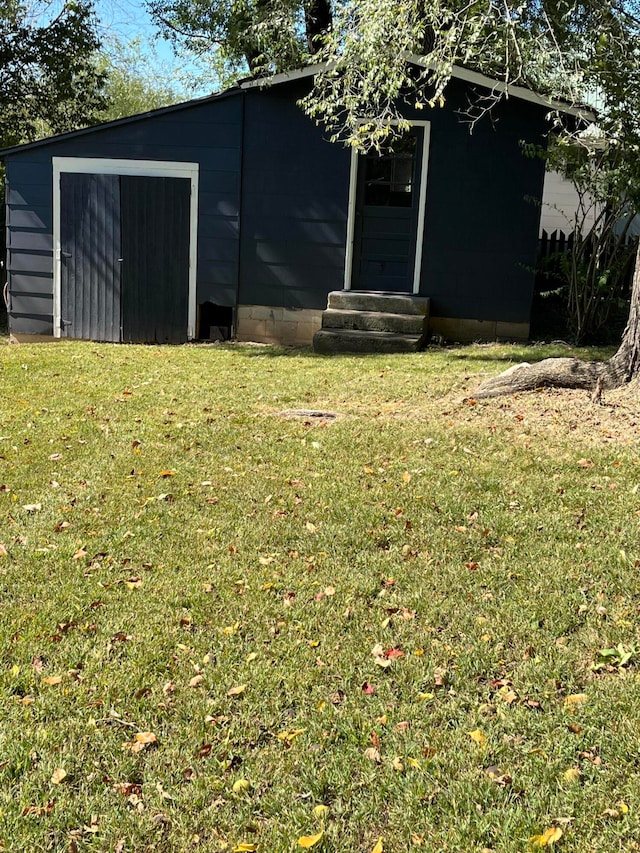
52 157 199 340
343 121 431 295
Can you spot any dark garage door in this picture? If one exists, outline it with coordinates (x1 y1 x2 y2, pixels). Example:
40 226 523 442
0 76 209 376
60 172 191 343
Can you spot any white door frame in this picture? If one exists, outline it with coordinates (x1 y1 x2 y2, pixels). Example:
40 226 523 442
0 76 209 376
52 157 199 340
343 121 431 295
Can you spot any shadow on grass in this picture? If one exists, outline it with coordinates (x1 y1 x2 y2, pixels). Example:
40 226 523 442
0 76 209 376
445 343 617 364
230 340 617 364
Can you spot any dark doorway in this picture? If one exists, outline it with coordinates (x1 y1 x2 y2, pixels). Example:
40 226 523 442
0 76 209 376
351 128 424 293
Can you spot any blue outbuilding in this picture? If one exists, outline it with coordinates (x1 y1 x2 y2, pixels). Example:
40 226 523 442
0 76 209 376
0 65 582 346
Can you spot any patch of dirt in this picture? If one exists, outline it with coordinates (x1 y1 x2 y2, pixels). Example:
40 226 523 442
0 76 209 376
274 409 342 425
367 379 640 449
461 385 640 448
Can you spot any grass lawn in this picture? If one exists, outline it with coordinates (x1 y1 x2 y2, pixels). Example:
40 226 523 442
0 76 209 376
1 338 640 852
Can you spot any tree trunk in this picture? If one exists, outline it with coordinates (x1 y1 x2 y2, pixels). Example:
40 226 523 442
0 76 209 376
472 239 640 399
304 0 332 51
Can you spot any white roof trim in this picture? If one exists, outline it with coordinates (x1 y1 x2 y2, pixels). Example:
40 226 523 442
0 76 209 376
239 64 324 89
407 55 595 120
240 57 595 120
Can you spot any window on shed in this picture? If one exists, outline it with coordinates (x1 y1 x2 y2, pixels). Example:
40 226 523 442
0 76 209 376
364 135 416 207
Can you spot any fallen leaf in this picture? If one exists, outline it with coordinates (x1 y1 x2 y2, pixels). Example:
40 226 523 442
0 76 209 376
50 768 67 785
602 803 629 820
22 503 42 513
113 782 142 797
372 839 384 853
196 743 212 759
312 805 329 819
392 756 404 772
189 675 204 688
159 470 176 478
433 668 448 688
485 766 512 786
364 747 381 763
563 767 581 784
22 801 55 817
564 693 588 707
529 827 563 847
233 844 258 852
232 779 251 794
0 544 7 557
42 675 62 686
276 729 305 746
228 684 247 697
385 647 405 660
133 732 158 746
298 829 324 848
362 682 375 695
467 729 487 747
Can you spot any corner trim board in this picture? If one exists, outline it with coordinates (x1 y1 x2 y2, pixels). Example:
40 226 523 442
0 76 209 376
52 157 199 340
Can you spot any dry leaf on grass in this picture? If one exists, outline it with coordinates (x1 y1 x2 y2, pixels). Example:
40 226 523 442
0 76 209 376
50 768 67 785
298 829 324 847
467 729 487 747
529 827 562 847
123 731 157 753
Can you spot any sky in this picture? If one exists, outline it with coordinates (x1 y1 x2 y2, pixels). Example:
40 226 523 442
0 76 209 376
34 0 213 98
94 0 213 96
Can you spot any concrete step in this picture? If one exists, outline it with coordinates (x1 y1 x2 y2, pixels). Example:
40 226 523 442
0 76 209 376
322 308 427 335
313 328 424 354
327 291 430 316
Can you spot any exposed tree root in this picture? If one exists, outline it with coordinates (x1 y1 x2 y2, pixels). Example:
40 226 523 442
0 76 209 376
473 242 640 400
472 357 629 399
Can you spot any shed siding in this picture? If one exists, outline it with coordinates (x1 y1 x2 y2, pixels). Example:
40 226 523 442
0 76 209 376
5 95 243 335
239 83 351 311
6 153 54 330
416 80 546 323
